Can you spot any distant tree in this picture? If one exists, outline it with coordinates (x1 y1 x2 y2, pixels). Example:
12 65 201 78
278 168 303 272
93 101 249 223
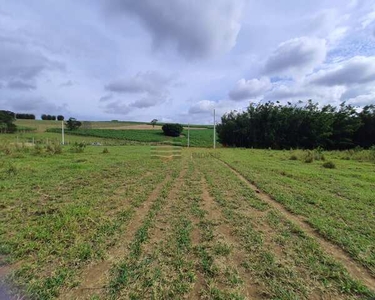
57 115 64 121
51 115 56 121
16 113 35 119
41 114 47 120
65 117 82 131
0 110 17 133
151 119 158 128
162 123 183 137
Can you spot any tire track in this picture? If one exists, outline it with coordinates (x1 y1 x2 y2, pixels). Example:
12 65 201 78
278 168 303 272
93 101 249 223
59 174 172 300
218 158 375 293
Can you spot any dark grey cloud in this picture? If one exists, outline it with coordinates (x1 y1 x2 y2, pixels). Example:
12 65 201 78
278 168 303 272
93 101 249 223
229 77 271 101
104 72 172 109
59 80 74 87
99 94 113 102
0 96 67 113
309 56 375 86
105 71 172 96
103 101 132 115
264 37 326 77
107 0 243 59
129 96 163 108
7 80 36 90
189 100 215 114
0 39 64 82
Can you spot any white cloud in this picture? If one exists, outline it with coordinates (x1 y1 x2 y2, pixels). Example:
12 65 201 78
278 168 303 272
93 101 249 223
229 77 271 101
309 56 375 86
264 37 327 78
189 100 216 114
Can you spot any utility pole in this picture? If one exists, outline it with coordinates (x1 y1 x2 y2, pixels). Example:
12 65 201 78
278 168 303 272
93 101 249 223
187 123 190 147
62 120 65 145
213 109 216 149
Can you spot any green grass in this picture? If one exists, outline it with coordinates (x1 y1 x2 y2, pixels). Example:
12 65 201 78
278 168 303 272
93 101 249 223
1 141 374 299
47 128 216 147
215 148 375 276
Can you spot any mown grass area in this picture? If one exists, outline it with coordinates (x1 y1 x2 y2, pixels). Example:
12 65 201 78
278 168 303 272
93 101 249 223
216 148 375 277
1 143 374 299
47 128 216 147
0 144 180 299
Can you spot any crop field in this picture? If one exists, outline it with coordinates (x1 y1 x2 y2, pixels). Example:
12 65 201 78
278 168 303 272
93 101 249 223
47 128 215 148
1 142 375 299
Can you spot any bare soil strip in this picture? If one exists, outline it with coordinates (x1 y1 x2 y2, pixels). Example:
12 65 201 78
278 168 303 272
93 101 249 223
219 159 375 292
198 177 260 299
59 174 172 300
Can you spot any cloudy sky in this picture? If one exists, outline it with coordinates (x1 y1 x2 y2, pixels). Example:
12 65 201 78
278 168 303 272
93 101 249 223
1 0 375 123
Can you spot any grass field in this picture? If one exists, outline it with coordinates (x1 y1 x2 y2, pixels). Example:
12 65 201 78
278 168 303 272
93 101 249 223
12 120 215 148
47 128 215 147
1 139 375 299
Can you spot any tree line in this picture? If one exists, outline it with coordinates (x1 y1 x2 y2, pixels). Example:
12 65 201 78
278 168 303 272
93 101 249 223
16 113 36 119
217 101 375 150
41 114 64 121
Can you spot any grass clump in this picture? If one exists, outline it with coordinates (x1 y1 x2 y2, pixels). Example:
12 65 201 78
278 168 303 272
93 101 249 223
322 161 336 169
70 142 86 153
102 147 109 154
289 154 298 161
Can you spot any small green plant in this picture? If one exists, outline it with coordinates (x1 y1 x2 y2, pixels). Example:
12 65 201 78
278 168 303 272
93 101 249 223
70 142 86 153
322 161 336 169
289 154 298 160
33 143 43 155
102 147 109 154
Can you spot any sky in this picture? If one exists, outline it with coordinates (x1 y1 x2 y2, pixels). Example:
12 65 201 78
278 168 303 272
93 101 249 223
1 0 375 124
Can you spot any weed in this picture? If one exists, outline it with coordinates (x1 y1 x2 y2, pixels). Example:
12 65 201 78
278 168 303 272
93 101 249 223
322 161 336 169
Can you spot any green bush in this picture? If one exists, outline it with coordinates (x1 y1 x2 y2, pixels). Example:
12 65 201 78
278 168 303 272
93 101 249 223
289 154 298 160
304 150 314 163
70 142 86 153
322 161 336 169
102 147 109 154
46 143 62 155
162 123 183 137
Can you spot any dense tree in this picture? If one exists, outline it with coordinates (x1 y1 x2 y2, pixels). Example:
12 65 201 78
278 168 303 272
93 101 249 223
15 113 36 119
162 123 183 137
57 115 64 121
0 110 17 133
355 105 375 148
41 114 57 120
65 117 82 131
217 101 374 150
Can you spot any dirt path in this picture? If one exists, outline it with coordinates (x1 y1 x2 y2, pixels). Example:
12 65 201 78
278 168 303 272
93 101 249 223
218 159 375 293
59 174 172 300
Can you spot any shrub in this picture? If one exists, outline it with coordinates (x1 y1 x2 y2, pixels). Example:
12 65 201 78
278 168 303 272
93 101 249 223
102 147 109 154
162 123 183 137
304 151 314 163
289 154 298 160
70 142 86 153
65 118 82 131
322 161 336 169
46 143 62 155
